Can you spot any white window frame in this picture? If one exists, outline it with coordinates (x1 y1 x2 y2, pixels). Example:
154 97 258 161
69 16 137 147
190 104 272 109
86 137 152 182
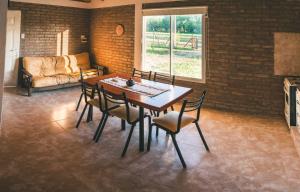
141 6 208 83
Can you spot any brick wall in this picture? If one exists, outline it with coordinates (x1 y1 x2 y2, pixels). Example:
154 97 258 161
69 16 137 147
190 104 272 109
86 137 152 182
9 2 90 57
8 1 300 116
90 5 135 74
142 0 300 116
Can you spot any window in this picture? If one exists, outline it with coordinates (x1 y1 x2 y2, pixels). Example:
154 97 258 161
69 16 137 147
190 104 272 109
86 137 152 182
142 7 208 83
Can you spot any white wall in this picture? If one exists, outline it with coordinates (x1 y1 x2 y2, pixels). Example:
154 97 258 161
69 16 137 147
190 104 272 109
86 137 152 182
12 0 179 9
0 1 8 125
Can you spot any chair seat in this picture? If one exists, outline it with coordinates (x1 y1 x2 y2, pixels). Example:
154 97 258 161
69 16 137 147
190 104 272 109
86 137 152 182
109 105 146 123
153 111 196 133
87 98 118 111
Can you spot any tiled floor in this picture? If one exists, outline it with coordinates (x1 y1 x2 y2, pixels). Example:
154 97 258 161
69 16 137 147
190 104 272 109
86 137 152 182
1 87 300 192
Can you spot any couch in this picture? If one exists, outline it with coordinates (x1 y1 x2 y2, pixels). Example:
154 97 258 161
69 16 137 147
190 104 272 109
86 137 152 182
20 52 107 96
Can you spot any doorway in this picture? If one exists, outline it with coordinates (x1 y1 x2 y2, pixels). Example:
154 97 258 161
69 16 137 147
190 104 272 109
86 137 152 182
5 10 21 87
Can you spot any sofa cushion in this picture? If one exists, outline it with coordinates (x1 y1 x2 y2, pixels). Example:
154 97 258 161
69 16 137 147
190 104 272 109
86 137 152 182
69 73 80 83
69 69 99 83
56 75 70 85
32 76 58 88
23 57 43 77
68 52 91 73
56 56 71 74
41 57 57 77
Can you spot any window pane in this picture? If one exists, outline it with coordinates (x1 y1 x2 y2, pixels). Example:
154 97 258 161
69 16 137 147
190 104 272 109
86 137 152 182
143 16 170 74
172 15 203 79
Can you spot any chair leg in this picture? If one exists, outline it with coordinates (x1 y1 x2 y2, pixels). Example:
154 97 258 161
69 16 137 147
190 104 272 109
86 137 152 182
195 122 209 151
121 124 136 157
87 105 93 122
95 114 108 143
170 134 186 168
76 93 83 111
76 104 88 128
93 113 106 141
121 119 126 131
147 124 153 151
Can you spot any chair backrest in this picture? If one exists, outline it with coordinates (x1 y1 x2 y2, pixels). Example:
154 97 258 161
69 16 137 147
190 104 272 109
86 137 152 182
80 68 84 92
177 90 207 132
153 72 175 85
132 68 152 80
82 82 96 104
101 86 133 123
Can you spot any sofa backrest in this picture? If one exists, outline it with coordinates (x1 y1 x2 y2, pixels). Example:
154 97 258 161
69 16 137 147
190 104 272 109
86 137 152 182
68 52 91 73
23 57 44 77
23 54 89 77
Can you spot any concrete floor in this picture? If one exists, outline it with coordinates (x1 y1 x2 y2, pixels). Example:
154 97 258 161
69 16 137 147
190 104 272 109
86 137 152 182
0 87 300 192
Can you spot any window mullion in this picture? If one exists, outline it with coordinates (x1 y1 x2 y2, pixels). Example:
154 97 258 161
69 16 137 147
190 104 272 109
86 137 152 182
170 15 176 76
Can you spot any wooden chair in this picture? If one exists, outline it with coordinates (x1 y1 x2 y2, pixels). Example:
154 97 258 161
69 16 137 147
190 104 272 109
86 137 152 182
147 90 209 168
132 68 152 80
94 86 151 157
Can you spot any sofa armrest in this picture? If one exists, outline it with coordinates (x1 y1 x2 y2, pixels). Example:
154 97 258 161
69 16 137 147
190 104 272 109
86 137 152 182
93 64 108 75
22 69 33 79
21 69 33 96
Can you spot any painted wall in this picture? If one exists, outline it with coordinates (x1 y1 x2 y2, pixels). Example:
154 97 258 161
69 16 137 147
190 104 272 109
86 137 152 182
0 1 8 124
11 0 179 9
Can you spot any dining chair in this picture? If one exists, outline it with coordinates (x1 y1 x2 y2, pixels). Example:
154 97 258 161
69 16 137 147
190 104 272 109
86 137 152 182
94 86 151 157
132 68 152 80
75 68 98 111
152 72 176 136
91 84 121 141
147 90 209 168
76 82 97 128
153 72 175 86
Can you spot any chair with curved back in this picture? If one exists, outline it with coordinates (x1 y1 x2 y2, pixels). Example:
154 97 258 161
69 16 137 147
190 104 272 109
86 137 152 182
94 86 151 157
147 90 209 168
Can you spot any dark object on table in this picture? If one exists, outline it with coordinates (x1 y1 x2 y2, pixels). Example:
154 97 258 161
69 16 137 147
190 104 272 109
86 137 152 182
126 78 135 87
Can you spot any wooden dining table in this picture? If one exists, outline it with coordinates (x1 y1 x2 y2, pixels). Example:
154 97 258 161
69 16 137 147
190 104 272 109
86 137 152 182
84 73 193 152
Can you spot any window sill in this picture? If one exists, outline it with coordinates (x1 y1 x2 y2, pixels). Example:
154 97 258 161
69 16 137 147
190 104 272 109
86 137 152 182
175 76 206 84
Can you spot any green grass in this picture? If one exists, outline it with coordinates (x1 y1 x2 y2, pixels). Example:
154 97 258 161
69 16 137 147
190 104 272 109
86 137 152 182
144 32 203 79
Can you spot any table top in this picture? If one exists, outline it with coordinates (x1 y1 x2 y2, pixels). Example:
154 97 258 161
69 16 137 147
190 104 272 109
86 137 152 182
84 73 193 111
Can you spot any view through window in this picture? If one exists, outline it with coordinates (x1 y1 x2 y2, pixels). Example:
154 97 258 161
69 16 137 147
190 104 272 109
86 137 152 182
142 13 206 81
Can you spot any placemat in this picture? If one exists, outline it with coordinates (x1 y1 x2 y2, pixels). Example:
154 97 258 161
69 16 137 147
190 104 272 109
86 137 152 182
100 77 169 97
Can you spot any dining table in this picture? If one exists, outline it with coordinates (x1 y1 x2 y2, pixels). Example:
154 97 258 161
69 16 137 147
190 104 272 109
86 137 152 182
83 73 193 152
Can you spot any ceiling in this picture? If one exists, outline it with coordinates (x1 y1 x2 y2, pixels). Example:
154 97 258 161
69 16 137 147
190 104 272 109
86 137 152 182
11 0 181 9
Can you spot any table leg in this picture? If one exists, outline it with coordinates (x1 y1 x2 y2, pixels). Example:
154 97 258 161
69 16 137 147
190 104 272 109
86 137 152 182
139 106 144 152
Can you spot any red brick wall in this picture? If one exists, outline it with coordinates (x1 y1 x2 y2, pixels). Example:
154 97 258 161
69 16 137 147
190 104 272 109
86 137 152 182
9 1 300 116
90 5 135 74
9 2 90 57
142 0 300 116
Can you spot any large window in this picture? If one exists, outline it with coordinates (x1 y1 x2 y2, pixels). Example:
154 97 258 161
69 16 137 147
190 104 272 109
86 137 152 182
142 7 207 82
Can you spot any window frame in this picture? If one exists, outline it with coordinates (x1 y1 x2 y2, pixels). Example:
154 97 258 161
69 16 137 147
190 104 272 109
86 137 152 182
141 7 208 84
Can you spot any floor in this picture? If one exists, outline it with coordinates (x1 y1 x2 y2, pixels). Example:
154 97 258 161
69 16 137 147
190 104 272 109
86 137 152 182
0 87 300 192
